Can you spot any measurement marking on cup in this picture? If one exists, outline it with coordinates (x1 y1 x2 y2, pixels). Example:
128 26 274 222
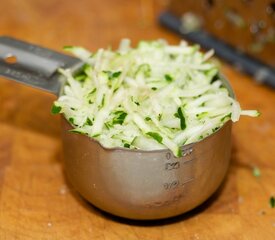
164 157 196 171
163 145 196 192
164 158 196 171
164 180 180 190
145 177 195 207
182 158 194 164
165 161 180 170
182 147 193 157
145 193 184 208
165 147 193 161
166 152 172 160
181 177 194 185
163 178 195 190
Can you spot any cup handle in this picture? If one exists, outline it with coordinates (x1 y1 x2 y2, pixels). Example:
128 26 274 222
0 36 82 95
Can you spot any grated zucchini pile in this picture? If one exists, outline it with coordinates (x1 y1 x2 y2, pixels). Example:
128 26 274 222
52 39 259 157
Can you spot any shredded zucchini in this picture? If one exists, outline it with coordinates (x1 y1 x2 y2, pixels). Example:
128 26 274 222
53 39 259 157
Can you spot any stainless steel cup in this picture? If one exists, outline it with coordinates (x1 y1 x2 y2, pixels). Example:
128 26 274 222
0 36 233 220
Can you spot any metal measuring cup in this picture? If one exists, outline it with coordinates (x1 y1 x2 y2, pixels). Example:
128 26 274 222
0 36 233 220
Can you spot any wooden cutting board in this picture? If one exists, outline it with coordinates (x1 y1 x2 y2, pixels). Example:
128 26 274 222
0 0 275 239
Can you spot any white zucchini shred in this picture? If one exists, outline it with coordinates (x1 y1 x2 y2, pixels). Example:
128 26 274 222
53 39 259 157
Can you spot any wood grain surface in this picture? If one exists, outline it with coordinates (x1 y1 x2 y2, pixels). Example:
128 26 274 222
0 0 275 239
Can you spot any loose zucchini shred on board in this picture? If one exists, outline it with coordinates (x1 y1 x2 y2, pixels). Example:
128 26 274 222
53 39 259 157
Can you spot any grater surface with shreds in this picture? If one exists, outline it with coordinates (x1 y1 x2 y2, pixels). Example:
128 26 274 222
159 0 275 87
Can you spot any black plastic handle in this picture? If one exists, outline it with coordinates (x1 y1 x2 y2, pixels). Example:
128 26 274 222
0 36 83 95
159 12 275 88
